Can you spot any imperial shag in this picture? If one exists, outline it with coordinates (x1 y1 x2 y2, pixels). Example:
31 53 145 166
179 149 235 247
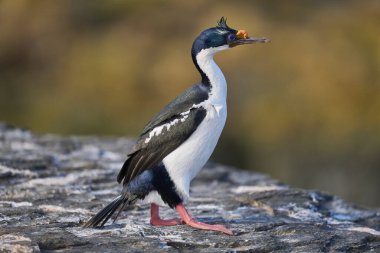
83 17 270 235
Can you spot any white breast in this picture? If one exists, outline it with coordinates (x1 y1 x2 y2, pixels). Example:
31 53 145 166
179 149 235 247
163 101 227 201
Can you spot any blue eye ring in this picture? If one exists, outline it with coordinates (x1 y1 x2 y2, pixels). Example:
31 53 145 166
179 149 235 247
228 33 237 41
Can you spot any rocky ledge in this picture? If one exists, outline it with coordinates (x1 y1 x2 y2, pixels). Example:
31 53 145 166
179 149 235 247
0 123 379 253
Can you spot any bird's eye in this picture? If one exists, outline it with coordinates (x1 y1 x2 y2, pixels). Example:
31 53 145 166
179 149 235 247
227 34 237 41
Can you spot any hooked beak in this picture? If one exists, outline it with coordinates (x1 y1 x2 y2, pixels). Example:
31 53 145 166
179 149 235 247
230 36 271 47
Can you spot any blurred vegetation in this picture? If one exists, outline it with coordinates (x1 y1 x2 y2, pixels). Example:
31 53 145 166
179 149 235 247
1 0 379 207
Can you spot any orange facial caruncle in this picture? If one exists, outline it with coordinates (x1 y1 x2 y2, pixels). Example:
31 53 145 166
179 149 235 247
236 30 248 39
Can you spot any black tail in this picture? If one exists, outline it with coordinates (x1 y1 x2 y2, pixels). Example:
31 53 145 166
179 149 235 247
82 195 128 228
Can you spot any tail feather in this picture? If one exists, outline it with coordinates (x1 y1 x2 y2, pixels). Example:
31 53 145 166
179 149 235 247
112 199 129 224
83 195 127 228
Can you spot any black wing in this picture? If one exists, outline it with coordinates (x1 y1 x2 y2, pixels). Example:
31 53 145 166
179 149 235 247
141 84 209 135
117 84 209 186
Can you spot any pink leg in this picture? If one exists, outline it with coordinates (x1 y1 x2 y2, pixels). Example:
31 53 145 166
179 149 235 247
175 204 233 235
150 203 181 226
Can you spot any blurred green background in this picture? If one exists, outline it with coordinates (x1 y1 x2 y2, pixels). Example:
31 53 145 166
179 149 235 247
1 0 379 207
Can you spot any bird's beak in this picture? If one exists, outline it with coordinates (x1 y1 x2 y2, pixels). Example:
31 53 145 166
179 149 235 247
230 30 271 47
232 36 271 46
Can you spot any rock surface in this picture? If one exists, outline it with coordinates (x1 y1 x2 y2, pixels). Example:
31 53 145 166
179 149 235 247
0 123 379 253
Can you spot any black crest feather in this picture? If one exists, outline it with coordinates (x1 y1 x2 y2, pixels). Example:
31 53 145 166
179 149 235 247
217 17 229 29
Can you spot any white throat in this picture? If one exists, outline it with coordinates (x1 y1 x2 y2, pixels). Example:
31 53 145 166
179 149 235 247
196 46 229 103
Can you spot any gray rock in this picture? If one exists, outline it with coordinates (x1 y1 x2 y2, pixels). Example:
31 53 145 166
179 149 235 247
0 123 379 252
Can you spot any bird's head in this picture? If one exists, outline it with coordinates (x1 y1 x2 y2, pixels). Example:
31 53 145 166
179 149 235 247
192 17 270 56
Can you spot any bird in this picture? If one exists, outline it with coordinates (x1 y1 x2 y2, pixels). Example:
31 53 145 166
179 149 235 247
83 17 269 235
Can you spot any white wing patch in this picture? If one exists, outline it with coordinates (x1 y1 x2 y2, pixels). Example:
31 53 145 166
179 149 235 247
144 114 189 144
144 100 215 144
144 105 199 144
